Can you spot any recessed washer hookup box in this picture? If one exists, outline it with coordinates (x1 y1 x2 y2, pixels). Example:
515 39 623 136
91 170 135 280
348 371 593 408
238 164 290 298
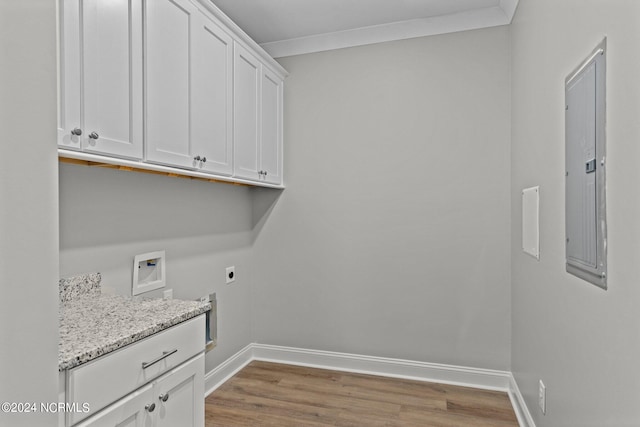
132 250 166 295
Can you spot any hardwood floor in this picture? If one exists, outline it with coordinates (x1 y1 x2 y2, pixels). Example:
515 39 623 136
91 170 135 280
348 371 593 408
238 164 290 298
205 361 519 426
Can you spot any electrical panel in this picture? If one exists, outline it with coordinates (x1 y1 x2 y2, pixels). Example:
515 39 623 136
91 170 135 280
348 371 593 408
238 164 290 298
565 39 607 289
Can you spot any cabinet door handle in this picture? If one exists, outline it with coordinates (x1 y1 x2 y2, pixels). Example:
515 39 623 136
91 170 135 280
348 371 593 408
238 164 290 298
159 393 169 402
71 128 82 136
194 155 201 161
145 403 156 413
201 157 206 163
89 131 99 140
141 348 178 369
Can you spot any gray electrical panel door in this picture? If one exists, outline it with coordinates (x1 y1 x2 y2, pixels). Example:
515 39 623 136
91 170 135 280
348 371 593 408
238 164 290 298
565 39 607 289
566 62 597 267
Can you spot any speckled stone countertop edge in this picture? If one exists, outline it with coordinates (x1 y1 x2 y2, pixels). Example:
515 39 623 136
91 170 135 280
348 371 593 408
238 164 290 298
58 303 210 371
58 272 211 371
59 272 101 303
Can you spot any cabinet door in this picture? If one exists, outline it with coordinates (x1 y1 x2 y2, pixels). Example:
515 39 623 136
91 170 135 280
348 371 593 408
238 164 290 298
155 354 204 427
233 43 261 181
260 68 283 185
145 0 198 169
75 383 154 427
57 0 82 150
191 13 233 176
82 0 143 159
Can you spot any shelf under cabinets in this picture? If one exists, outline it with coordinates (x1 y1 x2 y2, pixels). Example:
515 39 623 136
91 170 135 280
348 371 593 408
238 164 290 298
59 150 285 189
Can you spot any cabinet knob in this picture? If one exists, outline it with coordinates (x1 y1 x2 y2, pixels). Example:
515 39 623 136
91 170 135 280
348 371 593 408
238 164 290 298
145 403 156 413
201 157 207 163
71 128 82 136
89 131 99 140
194 155 201 161
159 393 169 402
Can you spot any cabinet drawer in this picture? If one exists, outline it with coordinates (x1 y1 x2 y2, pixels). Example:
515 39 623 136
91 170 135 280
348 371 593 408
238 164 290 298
67 315 204 425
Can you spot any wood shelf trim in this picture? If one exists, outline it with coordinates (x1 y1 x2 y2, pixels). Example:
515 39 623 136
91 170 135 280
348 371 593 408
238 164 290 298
58 150 284 189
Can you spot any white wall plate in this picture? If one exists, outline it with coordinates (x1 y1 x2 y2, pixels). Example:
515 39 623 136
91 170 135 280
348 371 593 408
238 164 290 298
132 250 166 295
522 186 540 260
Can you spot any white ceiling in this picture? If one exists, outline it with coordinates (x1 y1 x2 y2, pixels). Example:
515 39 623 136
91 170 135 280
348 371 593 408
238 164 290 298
210 0 519 58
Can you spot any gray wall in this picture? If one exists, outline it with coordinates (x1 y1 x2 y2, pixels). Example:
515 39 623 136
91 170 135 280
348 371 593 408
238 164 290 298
9 2 639 424
252 27 512 370
0 1 59 425
59 165 255 370
511 0 640 425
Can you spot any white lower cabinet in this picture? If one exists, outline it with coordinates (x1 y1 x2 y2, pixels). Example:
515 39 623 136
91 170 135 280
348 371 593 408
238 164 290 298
65 315 205 427
77 354 204 427
75 383 154 427
155 354 204 427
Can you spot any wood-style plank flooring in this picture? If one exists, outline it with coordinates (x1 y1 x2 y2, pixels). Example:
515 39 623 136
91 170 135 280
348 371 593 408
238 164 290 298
205 361 519 426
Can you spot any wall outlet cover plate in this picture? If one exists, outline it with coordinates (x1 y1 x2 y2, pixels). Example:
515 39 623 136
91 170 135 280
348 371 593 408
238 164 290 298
226 266 235 284
538 380 546 414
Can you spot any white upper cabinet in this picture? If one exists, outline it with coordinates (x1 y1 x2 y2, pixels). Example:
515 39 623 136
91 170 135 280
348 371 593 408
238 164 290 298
144 0 197 169
57 0 143 159
57 0 81 151
145 2 234 176
233 43 284 185
260 67 283 185
191 13 234 176
58 0 286 187
233 43 261 181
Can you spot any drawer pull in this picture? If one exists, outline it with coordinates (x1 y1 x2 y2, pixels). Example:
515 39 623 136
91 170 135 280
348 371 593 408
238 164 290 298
141 349 178 369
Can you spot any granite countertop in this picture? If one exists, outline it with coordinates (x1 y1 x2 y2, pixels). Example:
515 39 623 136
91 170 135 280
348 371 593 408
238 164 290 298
59 273 210 371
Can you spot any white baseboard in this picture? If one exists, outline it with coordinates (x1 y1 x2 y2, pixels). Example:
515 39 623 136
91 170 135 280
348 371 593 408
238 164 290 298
204 344 254 397
252 344 512 391
204 343 534 427
508 373 536 427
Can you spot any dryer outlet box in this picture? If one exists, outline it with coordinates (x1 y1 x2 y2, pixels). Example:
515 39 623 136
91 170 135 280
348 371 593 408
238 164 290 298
226 266 235 284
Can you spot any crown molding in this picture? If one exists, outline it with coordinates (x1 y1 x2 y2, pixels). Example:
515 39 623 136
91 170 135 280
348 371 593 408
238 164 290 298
499 0 520 22
196 0 288 77
261 1 519 58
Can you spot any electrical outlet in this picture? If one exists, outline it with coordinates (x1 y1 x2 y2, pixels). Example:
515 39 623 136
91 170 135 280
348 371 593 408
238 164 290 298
226 266 235 284
538 380 546 414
